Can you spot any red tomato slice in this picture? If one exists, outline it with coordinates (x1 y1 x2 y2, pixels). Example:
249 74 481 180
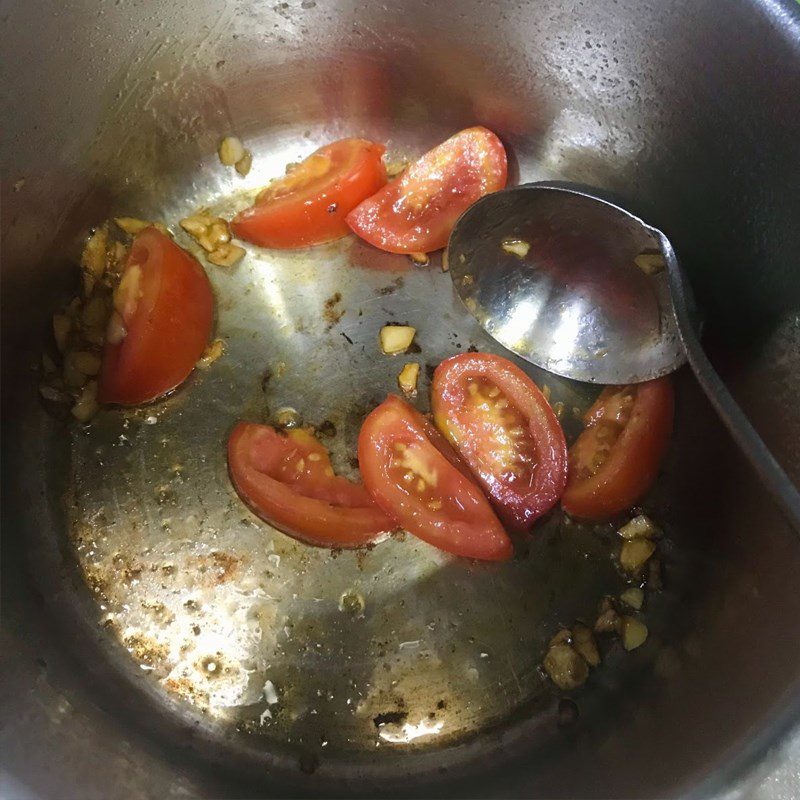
228 422 394 548
562 377 674 520
432 353 568 532
346 126 507 254
99 228 213 405
231 138 387 249
358 395 512 561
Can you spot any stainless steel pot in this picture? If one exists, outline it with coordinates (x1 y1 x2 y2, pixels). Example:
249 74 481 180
2 1 800 798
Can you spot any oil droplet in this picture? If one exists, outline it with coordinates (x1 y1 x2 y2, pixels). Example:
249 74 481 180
339 591 365 616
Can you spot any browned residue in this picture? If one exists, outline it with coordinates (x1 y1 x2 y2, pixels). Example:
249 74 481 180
122 632 169 669
163 676 210 707
323 291 345 328
189 551 243 586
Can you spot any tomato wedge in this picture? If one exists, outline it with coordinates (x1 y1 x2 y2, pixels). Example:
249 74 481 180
346 126 507 254
432 353 568 532
562 378 674 520
231 138 387 249
358 395 512 561
98 228 213 405
228 422 394 547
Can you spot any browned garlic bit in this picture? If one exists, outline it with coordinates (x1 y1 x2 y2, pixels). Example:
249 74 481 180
500 238 530 258
620 616 649 651
235 150 253 177
543 641 589 691
40 219 155 421
634 250 666 275
385 158 408 178
543 624 601 691
397 363 420 396
218 136 246 166
408 252 429 266
620 538 656 574
620 586 645 611
80 225 108 296
218 136 253 177
179 213 245 267
618 514 660 540
197 339 225 369
380 325 416 355
594 596 621 634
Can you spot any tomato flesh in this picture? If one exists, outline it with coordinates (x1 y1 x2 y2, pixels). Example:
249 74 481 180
346 126 507 254
432 353 568 531
358 395 512 561
99 228 214 405
562 377 674 520
228 422 394 547
231 138 387 249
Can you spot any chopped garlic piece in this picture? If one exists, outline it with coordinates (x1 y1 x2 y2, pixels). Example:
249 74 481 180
180 213 234 255
501 238 530 258
618 514 660 539
620 587 644 610
81 227 108 294
235 151 253 177
380 325 416 355
72 351 102 376
397 362 420 396
208 243 246 267
549 629 572 647
620 539 656 573
115 217 151 235
409 252 429 266
71 380 99 422
441 249 449 272
620 616 648 651
543 643 588 691
197 339 224 369
635 251 666 275
385 159 408 178
219 136 246 166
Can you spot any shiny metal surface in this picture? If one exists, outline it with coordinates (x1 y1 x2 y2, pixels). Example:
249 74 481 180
448 183 685 384
2 0 800 799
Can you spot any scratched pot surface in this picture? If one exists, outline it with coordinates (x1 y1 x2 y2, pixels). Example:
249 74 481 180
66 126 669 757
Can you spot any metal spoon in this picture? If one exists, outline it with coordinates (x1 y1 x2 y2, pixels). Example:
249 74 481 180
447 181 800 529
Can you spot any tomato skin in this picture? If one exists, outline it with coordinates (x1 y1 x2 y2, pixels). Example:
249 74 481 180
432 353 568 532
346 126 507 254
228 422 394 548
358 395 512 561
231 138 387 249
562 378 674 520
99 228 213 405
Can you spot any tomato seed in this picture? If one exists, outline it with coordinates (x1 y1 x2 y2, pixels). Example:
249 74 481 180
468 382 479 396
487 386 500 398
416 478 426 492
296 458 305 472
308 453 321 462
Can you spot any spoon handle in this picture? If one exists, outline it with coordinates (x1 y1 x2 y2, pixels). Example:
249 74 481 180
654 230 800 532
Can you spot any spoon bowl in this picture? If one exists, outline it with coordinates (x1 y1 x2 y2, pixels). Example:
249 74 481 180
447 183 686 384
